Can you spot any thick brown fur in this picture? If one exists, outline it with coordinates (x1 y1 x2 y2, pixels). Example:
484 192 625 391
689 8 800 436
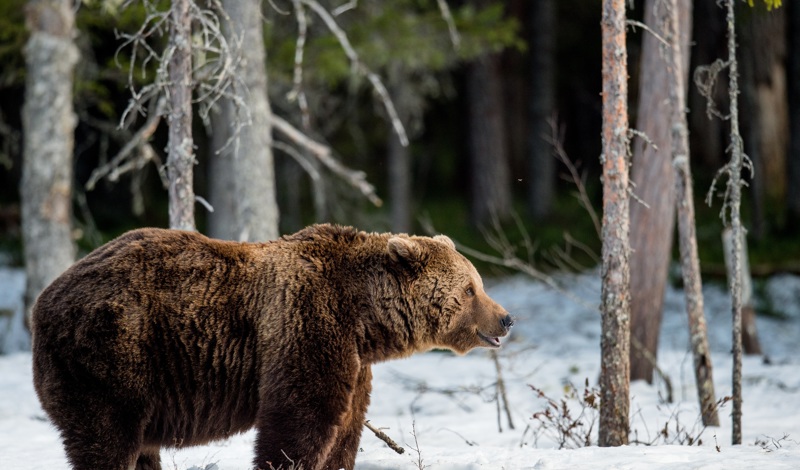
31 224 512 470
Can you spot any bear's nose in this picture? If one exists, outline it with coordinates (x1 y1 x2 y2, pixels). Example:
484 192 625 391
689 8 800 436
500 314 515 331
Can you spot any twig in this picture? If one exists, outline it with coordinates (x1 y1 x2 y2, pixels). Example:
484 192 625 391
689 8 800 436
85 96 166 191
300 0 409 146
364 420 405 455
490 350 515 431
272 114 382 206
436 0 461 49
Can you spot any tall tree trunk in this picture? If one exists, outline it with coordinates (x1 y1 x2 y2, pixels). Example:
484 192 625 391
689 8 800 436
21 0 78 319
788 0 800 232
722 0 746 446
388 75 412 234
527 0 556 220
739 6 788 241
167 0 195 231
208 99 237 240
629 0 692 384
388 130 412 233
467 53 512 227
599 0 630 448
225 0 279 241
667 0 719 427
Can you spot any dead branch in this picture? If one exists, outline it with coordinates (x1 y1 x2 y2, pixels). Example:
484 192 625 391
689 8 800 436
364 420 405 455
85 96 166 191
436 0 461 49
288 0 311 129
272 114 382 206
490 350 515 431
300 0 409 146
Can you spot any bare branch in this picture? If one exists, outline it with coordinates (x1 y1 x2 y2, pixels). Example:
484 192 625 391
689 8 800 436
436 0 461 49
300 0 409 146
288 0 311 129
272 115 382 206
364 420 405 455
626 19 669 47
86 96 167 190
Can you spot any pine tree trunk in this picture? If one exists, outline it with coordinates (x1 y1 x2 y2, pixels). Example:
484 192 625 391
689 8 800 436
208 99 237 240
389 77 412 233
527 0 556 220
629 0 692 384
21 0 78 319
167 0 195 231
667 0 719 427
722 0 745 446
467 53 512 227
599 0 630 448
225 0 279 241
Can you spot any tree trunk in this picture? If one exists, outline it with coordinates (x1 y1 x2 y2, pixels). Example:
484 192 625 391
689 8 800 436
527 0 556 220
739 5 788 241
225 0 279 241
21 0 78 319
388 129 412 233
629 0 692 384
667 0 719 427
722 0 745 446
388 76 412 234
208 99 237 240
467 53 512 227
599 0 630 448
167 0 195 231
788 0 800 232
722 228 762 355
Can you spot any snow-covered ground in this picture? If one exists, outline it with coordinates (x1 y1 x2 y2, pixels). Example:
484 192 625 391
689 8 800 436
1 267 799 469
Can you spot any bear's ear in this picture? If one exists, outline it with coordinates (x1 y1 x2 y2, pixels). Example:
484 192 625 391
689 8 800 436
433 234 456 250
387 236 423 264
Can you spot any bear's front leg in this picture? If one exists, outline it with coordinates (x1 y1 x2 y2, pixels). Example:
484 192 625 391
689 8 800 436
253 350 359 470
321 365 372 470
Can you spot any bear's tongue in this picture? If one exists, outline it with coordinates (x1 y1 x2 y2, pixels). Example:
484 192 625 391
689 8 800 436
478 332 501 348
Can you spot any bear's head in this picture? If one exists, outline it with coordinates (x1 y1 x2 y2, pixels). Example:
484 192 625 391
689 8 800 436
387 234 514 355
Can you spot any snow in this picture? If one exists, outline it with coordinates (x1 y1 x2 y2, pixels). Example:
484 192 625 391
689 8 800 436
1 268 799 469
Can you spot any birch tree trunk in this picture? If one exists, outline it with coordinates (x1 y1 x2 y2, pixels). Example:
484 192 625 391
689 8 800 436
629 0 692 384
599 0 630 447
667 0 719 427
167 0 196 231
21 0 78 319
225 0 279 242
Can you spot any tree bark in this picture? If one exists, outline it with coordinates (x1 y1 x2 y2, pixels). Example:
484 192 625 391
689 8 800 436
527 0 556 220
224 0 279 241
388 76 412 233
722 0 745 446
599 0 630 448
629 0 692 384
667 0 719 427
739 6 788 241
467 53 512 227
722 228 762 355
167 0 195 231
21 0 77 319
208 99 237 240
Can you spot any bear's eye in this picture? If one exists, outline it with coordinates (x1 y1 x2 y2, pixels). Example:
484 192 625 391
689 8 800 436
465 286 475 297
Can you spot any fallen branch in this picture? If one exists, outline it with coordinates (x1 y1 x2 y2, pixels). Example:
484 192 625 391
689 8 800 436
364 420 405 455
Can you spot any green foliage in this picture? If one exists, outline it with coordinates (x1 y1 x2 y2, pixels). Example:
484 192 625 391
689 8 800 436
746 0 782 10
0 0 27 88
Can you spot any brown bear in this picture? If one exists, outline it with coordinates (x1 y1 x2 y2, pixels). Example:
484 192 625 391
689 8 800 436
31 224 513 470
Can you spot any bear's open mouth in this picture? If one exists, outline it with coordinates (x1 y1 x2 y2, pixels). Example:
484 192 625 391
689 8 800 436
477 331 501 348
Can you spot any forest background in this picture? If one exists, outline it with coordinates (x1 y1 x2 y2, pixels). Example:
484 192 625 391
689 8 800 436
0 1 798 296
